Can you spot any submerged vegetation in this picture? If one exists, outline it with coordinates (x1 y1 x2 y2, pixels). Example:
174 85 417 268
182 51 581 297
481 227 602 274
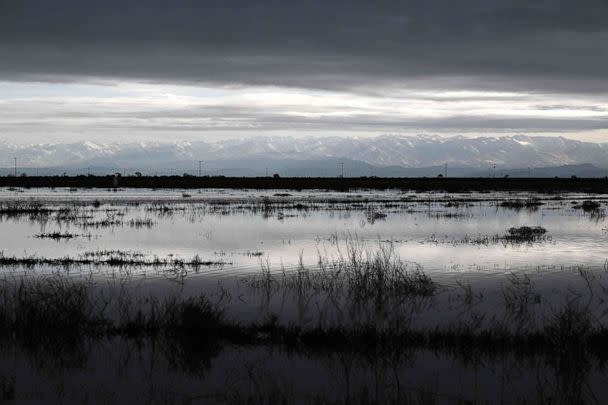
34 232 88 240
0 192 604 230
0 251 226 269
427 225 550 246
503 226 548 243
0 270 607 363
0 189 607 402
250 238 436 300
574 200 602 212
499 198 544 209
0 232 600 355
0 201 55 219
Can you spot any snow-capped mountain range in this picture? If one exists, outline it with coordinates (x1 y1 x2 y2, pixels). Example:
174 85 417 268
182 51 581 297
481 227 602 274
2 135 608 174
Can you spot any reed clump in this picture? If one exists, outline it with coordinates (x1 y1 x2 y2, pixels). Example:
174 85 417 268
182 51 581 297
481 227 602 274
249 238 436 301
0 277 107 342
503 226 547 243
574 200 602 212
334 240 435 298
499 199 543 209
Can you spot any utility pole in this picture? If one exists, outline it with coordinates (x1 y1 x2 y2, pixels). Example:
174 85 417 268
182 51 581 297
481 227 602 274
198 160 203 177
444 162 448 178
338 162 345 178
265 167 268 177
13 157 17 177
493 163 496 178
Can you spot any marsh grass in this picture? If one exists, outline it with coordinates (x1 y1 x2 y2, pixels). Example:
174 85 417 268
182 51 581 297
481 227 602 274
572 200 605 221
80 250 145 259
544 304 594 353
0 271 608 371
34 232 86 240
0 195 596 233
0 251 226 269
428 226 550 246
126 218 155 228
1 192 607 402
0 275 239 358
249 238 436 301
574 200 602 212
499 198 544 210
115 294 228 342
503 226 547 243
0 201 54 220
0 276 107 344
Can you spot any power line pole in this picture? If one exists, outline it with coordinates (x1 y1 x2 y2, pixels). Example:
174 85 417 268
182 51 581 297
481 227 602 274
198 160 203 177
13 157 17 177
338 162 345 178
444 162 448 178
493 163 496 178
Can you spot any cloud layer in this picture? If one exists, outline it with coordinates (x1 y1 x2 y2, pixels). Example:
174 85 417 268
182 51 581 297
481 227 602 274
3 1 608 92
1 1 608 143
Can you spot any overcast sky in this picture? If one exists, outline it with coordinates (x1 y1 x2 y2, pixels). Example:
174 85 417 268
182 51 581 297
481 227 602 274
1 0 608 144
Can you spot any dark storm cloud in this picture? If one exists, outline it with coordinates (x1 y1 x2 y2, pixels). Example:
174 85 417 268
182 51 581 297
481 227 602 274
1 0 608 93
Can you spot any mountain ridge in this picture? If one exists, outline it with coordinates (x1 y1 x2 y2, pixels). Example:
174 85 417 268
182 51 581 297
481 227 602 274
1 135 608 173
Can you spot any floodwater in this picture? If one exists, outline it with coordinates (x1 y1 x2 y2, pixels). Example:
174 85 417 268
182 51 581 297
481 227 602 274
0 340 601 404
1 187 608 403
1 187 606 275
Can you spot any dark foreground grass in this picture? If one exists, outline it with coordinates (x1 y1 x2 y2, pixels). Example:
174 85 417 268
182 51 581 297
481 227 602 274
3 275 608 362
1 236 598 360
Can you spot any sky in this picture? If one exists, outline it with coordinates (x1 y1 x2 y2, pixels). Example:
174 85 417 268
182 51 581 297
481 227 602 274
1 0 608 144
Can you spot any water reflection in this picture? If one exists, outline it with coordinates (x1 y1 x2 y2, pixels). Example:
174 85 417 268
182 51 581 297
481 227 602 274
0 335 605 404
0 188 606 403
0 188 605 277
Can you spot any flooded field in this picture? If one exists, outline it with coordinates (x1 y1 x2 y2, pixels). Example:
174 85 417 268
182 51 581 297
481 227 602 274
2 187 608 403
